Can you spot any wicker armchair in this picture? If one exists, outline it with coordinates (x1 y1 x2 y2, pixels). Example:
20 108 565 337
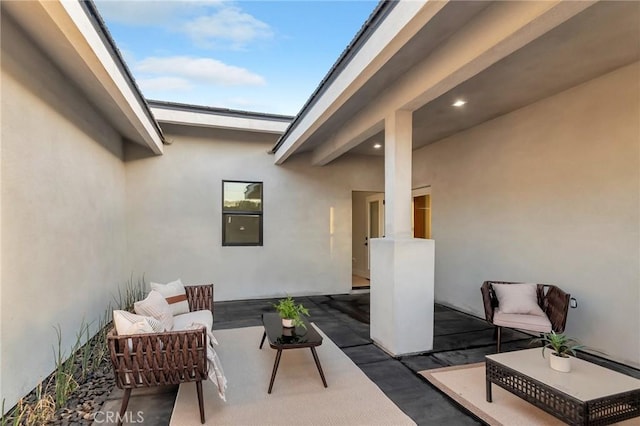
107 284 214 425
481 280 570 352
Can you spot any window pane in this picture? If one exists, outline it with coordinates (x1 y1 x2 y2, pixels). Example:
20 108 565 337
223 214 261 245
223 182 262 212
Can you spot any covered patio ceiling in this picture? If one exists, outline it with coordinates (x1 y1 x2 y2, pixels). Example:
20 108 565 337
280 1 640 160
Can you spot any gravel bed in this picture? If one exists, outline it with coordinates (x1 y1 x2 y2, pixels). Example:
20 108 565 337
4 337 116 425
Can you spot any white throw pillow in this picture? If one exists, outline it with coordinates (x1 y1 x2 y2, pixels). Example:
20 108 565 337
492 283 546 316
150 279 189 316
113 310 165 335
134 290 174 331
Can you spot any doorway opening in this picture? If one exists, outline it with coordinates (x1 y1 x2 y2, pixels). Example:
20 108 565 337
351 187 431 289
412 186 431 239
351 191 382 289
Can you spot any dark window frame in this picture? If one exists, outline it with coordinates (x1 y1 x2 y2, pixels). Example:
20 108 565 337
222 180 263 246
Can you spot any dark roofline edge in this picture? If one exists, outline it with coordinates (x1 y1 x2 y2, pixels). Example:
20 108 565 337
148 100 294 122
82 0 168 145
270 0 396 155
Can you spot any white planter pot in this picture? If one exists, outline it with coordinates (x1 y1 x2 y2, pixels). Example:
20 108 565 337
282 318 294 328
549 353 571 372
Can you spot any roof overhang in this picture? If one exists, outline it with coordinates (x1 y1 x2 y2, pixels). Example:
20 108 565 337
274 0 640 165
149 101 292 135
2 0 165 154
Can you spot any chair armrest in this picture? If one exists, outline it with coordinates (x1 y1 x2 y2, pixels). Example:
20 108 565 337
543 285 570 333
185 284 214 313
480 281 496 323
107 327 208 389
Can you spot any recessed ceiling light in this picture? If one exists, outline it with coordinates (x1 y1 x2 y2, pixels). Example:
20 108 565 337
373 143 382 149
452 99 467 107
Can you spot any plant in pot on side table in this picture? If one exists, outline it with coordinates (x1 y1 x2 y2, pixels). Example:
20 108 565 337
274 296 310 329
535 330 583 372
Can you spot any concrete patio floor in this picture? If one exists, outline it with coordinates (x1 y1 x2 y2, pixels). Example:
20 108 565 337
99 292 640 425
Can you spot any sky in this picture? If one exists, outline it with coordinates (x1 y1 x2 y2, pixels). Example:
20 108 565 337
94 0 378 116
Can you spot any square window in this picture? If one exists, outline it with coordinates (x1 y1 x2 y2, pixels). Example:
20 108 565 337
222 181 263 246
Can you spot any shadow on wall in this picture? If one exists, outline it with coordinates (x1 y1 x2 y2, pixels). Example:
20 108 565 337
2 12 123 159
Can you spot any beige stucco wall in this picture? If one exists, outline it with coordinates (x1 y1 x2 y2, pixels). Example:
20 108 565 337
1 14 127 407
125 126 384 301
413 62 640 367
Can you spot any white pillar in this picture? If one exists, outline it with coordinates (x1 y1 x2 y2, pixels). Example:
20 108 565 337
370 109 434 356
384 110 413 239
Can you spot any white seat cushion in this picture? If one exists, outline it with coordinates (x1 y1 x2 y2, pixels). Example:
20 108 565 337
493 309 552 333
173 310 213 332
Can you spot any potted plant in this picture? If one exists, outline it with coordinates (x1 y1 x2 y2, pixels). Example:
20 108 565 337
534 331 583 372
274 296 310 329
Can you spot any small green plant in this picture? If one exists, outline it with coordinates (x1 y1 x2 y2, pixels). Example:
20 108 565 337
78 320 94 381
25 383 55 426
114 273 146 312
51 324 79 409
2 397 26 426
534 331 583 358
91 302 113 366
2 383 56 426
273 296 310 328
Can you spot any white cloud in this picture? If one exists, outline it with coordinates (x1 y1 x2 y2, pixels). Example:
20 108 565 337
95 1 272 50
135 56 266 87
183 6 273 49
137 76 193 92
95 0 223 26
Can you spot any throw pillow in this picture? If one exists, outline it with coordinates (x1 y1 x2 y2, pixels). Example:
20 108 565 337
113 310 165 335
492 283 545 316
150 279 190 316
134 290 174 331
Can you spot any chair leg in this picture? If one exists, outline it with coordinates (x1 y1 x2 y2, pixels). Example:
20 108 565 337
496 326 502 353
117 388 131 426
196 380 205 424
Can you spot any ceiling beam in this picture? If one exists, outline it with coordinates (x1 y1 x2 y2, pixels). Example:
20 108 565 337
311 118 384 166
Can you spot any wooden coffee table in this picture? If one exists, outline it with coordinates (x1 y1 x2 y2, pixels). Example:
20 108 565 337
486 348 640 425
259 313 328 394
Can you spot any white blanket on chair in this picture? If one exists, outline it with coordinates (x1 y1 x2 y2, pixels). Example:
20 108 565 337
185 323 227 401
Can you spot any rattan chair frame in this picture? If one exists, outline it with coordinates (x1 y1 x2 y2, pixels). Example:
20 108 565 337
480 280 570 352
107 284 213 425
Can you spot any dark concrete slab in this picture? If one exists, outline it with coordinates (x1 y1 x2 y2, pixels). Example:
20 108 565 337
311 320 371 348
97 385 177 426
434 310 493 336
400 354 447 373
357 360 480 425
431 340 532 366
432 326 530 352
342 343 390 365
214 317 262 330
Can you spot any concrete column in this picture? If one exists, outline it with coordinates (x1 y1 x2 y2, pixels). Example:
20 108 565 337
384 110 413 239
370 109 434 356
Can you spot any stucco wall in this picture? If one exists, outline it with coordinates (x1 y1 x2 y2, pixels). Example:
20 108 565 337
412 62 640 367
125 126 384 301
1 15 127 407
